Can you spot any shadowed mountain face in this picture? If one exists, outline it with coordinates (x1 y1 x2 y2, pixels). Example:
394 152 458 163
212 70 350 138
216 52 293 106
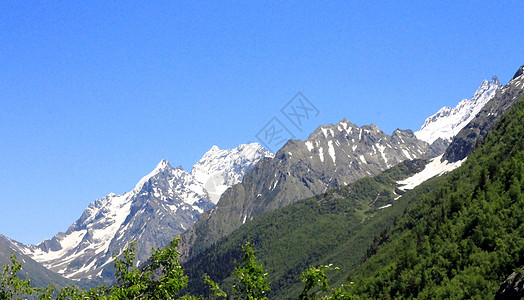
179 119 444 261
443 65 524 163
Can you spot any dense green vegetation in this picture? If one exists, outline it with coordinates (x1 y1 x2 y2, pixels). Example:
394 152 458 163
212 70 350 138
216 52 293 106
347 97 524 298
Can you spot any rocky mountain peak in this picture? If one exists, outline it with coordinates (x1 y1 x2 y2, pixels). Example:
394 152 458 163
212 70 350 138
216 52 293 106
512 65 524 80
133 159 175 193
491 75 501 86
191 143 273 204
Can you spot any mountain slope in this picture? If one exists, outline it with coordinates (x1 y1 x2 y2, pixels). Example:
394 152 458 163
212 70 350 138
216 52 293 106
181 159 435 298
179 120 443 261
415 76 502 144
0 234 83 289
347 95 524 298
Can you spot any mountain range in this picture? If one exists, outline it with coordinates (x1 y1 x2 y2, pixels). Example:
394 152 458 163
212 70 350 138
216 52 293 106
0 66 517 294
177 75 502 261
180 64 524 298
7 143 272 282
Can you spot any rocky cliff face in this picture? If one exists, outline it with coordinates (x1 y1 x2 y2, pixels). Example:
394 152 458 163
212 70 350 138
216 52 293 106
496 266 524 300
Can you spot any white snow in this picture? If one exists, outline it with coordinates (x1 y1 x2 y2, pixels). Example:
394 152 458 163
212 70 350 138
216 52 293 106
319 147 325 162
305 141 314 151
397 155 466 191
376 144 389 166
191 142 273 204
327 140 336 164
401 149 413 160
415 77 501 144
340 121 351 133
378 204 392 209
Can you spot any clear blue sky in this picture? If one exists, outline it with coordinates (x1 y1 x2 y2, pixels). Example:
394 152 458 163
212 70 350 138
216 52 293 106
1 1 522 244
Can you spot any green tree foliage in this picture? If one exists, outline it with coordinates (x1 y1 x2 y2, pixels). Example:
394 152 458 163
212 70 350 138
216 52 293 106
0 238 197 299
203 274 227 299
110 237 195 299
0 253 38 299
299 264 337 299
232 242 270 300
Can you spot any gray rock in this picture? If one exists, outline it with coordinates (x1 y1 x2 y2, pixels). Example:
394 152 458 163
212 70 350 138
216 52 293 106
495 266 524 300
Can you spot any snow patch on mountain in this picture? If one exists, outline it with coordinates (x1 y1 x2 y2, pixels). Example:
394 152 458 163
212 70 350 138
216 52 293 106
415 76 502 144
397 155 466 191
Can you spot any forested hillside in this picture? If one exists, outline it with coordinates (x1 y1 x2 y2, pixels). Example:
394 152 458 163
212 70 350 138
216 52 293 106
347 96 524 298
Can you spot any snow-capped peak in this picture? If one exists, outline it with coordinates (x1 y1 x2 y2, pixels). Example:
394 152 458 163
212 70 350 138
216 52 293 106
156 159 170 169
415 76 502 144
191 143 274 204
133 159 173 193
15 143 273 280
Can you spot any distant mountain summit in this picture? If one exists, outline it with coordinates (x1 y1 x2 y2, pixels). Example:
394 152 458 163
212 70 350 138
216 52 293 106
192 144 274 204
8 143 271 281
415 76 502 144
